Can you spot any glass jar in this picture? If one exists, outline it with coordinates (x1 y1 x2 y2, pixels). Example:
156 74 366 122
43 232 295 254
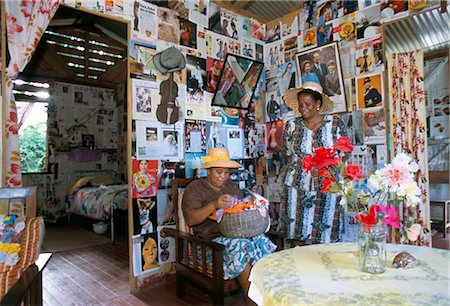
358 222 387 273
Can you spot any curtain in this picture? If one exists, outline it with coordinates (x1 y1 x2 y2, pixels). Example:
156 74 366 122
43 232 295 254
3 0 59 186
387 50 430 246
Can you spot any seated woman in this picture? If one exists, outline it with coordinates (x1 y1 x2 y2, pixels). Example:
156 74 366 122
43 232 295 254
182 148 276 303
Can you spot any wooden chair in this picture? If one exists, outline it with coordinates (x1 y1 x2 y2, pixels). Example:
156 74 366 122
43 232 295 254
161 178 240 305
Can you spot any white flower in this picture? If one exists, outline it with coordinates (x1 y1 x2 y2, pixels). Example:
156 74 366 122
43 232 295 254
398 181 422 206
392 153 412 166
406 224 421 241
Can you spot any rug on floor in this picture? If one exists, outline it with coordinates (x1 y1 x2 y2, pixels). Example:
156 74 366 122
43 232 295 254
43 223 112 253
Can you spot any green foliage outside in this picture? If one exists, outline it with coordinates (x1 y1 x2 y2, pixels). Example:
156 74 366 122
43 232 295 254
19 121 47 173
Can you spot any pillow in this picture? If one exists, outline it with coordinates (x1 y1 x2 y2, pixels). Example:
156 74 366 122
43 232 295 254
92 174 124 186
67 176 94 197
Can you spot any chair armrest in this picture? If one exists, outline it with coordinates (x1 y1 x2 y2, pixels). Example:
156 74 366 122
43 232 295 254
161 227 225 251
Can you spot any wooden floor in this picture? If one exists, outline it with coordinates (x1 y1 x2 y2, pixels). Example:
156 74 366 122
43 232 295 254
42 227 449 306
42 242 246 306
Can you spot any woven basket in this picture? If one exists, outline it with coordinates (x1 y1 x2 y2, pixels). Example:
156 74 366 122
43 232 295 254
219 210 268 238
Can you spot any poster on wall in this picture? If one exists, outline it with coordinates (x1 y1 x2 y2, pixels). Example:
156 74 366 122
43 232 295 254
132 79 159 120
131 0 158 45
362 108 386 144
132 159 158 198
356 73 384 110
157 7 180 44
185 119 206 152
157 225 176 265
132 196 157 235
132 233 159 277
295 42 347 114
227 127 244 159
135 120 184 161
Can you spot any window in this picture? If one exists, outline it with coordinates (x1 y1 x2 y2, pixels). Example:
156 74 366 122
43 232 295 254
16 101 49 173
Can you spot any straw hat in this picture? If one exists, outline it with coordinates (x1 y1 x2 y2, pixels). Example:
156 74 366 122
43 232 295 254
282 82 334 117
201 148 241 169
153 47 186 73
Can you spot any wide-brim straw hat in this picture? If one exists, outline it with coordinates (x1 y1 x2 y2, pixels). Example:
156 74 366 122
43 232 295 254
153 46 186 73
282 82 334 117
201 148 241 169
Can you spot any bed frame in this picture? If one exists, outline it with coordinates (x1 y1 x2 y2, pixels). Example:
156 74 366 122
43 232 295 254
67 169 127 242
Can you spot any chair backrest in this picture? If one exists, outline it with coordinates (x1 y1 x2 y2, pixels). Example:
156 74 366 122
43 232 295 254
0 187 37 218
171 178 198 231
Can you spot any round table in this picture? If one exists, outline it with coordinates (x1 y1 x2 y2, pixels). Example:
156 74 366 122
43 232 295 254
248 243 450 305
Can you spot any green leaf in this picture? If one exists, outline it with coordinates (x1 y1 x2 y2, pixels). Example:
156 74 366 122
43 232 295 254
328 182 341 193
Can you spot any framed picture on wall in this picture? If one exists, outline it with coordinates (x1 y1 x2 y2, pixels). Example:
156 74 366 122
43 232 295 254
81 134 95 149
212 54 264 110
294 42 347 114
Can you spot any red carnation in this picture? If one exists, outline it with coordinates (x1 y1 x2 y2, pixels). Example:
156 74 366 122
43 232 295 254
321 177 334 192
302 154 317 173
344 164 364 180
334 137 354 153
314 147 339 170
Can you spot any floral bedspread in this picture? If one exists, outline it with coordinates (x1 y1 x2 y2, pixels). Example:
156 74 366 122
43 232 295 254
69 184 128 221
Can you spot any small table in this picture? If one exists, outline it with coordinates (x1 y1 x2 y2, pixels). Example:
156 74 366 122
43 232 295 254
248 243 449 305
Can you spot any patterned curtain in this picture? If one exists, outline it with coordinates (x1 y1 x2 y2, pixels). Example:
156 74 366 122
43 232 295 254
387 50 430 246
3 0 59 186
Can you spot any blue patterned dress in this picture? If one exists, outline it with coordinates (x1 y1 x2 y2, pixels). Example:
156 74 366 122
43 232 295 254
278 115 347 244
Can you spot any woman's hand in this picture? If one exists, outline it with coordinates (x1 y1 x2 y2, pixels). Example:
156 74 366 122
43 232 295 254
214 194 234 209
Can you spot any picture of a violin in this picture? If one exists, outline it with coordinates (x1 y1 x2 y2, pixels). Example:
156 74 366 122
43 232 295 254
157 72 180 125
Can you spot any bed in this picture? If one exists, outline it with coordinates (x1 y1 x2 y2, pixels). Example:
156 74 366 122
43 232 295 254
67 170 128 242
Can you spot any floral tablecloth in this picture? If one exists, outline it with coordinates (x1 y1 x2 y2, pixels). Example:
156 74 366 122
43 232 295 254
248 243 449 305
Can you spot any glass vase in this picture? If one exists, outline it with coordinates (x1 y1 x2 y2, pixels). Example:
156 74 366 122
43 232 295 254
358 222 386 274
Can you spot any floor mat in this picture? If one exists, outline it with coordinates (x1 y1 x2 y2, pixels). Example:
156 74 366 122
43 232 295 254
42 223 112 253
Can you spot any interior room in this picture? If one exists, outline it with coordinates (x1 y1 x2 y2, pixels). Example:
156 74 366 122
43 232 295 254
0 1 449 305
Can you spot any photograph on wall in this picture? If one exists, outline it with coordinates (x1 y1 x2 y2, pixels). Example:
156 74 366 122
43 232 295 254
185 0 208 27
185 119 206 152
132 159 158 198
132 232 159 277
226 127 244 159
362 108 386 144
212 54 264 110
264 41 283 69
355 4 381 43
355 42 375 74
219 8 239 38
356 73 384 110
265 120 283 153
132 0 158 45
157 7 180 44
205 121 227 151
157 225 176 265
267 153 283 202
265 91 282 122
158 161 186 189
205 57 224 93
132 79 159 120
187 55 207 95
250 17 265 41
242 38 256 59
132 196 157 235
380 0 409 23
277 60 296 96
243 159 257 189
135 44 158 80
185 152 206 178
179 17 197 49
135 120 184 161
264 21 281 43
340 111 364 145
295 42 347 114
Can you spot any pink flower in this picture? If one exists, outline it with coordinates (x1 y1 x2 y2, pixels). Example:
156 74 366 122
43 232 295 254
378 205 400 229
381 164 411 186
406 224 421 242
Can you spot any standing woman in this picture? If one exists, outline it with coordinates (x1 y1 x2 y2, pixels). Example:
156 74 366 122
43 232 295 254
278 82 347 244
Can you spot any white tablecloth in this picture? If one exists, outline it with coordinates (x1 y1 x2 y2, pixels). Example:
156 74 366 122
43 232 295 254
248 243 450 305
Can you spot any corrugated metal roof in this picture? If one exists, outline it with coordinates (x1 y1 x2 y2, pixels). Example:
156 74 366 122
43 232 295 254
384 6 450 54
242 0 300 22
